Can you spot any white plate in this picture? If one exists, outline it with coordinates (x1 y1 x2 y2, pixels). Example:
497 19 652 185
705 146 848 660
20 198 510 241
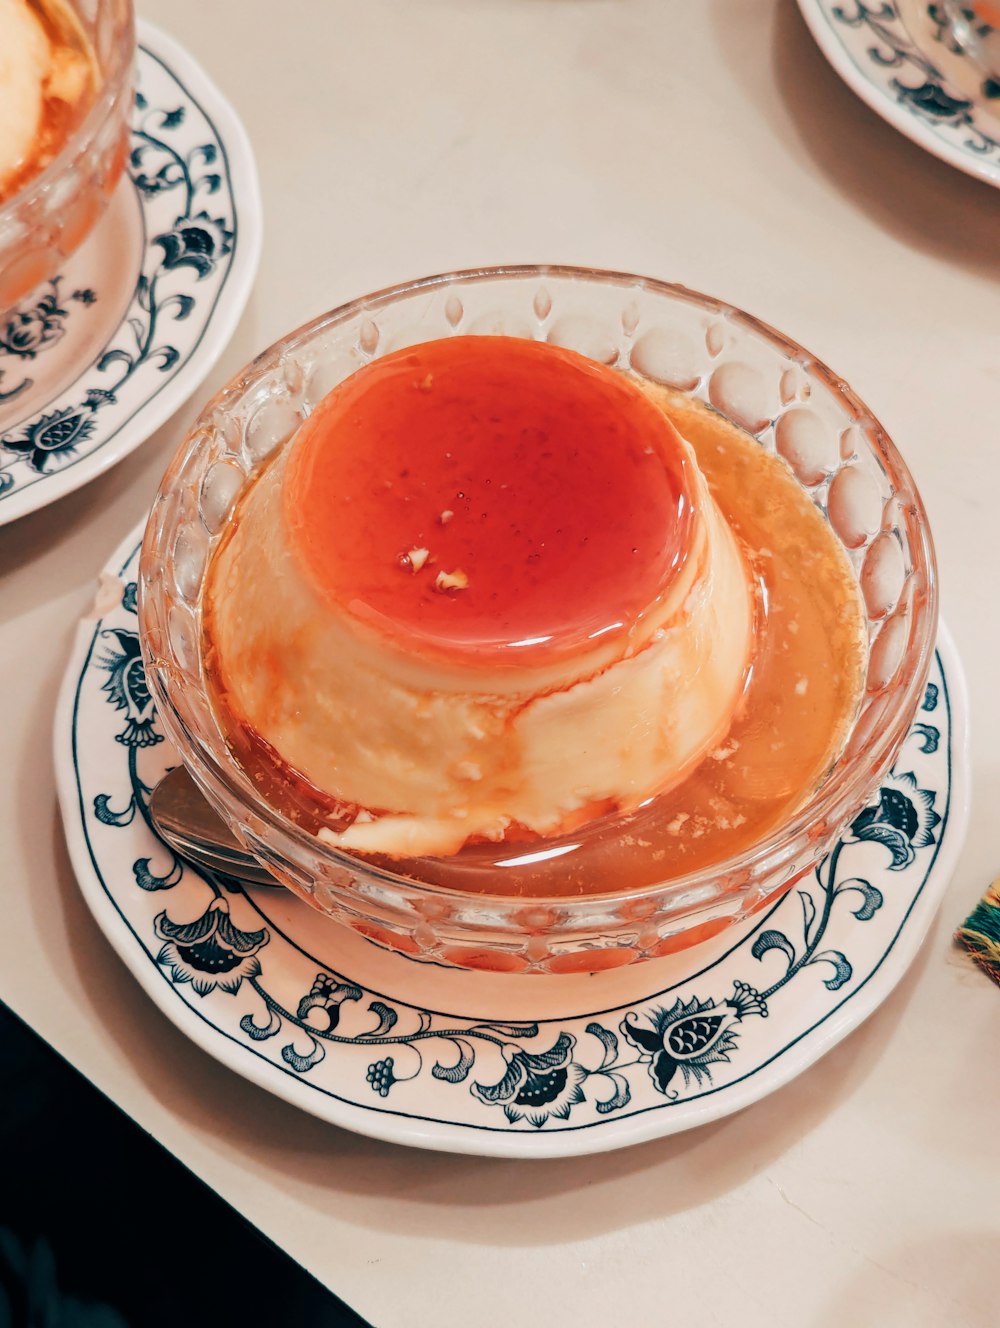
797 0 1000 188
0 22 261 526
55 524 970 1158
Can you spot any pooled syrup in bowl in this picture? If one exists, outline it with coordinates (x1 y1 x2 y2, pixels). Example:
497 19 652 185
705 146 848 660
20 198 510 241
374 385 867 895
205 353 866 898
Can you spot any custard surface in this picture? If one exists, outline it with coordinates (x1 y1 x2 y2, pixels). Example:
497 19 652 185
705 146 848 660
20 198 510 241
204 339 756 857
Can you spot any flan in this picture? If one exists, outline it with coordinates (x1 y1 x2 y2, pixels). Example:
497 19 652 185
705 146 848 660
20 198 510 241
0 0 96 205
204 336 756 858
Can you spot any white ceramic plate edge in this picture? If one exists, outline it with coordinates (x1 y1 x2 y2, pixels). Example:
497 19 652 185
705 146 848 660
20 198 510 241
52 518 971 1157
0 20 262 526
795 0 1000 189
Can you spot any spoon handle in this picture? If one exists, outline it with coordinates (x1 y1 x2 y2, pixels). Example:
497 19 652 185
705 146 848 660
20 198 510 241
150 765 280 886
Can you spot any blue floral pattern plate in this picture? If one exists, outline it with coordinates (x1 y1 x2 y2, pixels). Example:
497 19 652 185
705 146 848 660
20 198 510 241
0 22 261 526
54 526 970 1158
797 1 1000 187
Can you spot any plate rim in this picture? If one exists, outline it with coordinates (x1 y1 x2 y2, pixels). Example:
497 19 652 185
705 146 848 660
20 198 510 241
795 0 1000 190
54 523 971 1159
0 19 262 527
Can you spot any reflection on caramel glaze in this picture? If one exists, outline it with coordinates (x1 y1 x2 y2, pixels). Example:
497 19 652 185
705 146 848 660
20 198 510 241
203 346 864 895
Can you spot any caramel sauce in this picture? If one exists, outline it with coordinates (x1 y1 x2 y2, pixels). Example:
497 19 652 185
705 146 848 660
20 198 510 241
284 337 694 666
203 377 866 898
0 0 99 205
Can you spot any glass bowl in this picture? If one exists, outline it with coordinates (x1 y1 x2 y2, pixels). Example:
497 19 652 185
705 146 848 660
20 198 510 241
138 266 938 976
0 0 135 313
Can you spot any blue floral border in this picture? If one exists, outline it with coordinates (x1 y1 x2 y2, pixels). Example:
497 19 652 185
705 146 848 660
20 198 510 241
67 544 953 1139
0 41 239 505
818 2 1000 173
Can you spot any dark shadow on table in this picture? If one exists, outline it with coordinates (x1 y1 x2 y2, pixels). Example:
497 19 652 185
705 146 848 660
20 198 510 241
0 1000 370 1328
709 0 1000 281
41 755 934 1253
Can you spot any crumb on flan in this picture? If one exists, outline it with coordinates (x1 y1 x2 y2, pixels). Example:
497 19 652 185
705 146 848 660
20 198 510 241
204 336 756 857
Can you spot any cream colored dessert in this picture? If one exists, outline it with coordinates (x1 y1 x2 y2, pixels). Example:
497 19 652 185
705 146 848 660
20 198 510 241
0 0 95 204
0 0 50 195
204 337 755 858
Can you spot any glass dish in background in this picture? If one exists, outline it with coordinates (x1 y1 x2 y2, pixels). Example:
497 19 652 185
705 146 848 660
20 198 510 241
138 266 937 975
939 2 1000 78
0 0 135 313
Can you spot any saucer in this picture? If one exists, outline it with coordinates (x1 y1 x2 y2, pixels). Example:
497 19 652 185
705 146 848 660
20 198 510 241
55 524 970 1158
0 22 261 527
797 0 1000 188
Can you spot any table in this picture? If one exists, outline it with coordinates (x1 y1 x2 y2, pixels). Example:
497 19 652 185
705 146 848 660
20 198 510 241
1 3 997 1324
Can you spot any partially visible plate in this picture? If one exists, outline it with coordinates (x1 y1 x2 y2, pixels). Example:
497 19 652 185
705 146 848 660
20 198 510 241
55 525 970 1158
797 0 1000 188
0 21 261 526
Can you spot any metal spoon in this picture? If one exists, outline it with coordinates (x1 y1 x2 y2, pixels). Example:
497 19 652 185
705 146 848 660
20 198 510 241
149 764 278 886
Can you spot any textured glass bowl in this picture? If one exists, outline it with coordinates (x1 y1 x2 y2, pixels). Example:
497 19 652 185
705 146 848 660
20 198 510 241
138 266 938 975
939 1 1000 78
0 0 135 312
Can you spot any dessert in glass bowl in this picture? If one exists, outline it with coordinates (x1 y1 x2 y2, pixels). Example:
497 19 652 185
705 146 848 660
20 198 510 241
0 0 133 311
205 335 758 862
139 267 937 974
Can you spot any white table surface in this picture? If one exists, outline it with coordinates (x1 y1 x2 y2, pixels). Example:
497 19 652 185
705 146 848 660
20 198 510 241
2 2 998 1324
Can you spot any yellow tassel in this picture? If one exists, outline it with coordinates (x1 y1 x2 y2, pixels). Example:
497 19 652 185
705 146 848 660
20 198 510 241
955 876 1000 986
